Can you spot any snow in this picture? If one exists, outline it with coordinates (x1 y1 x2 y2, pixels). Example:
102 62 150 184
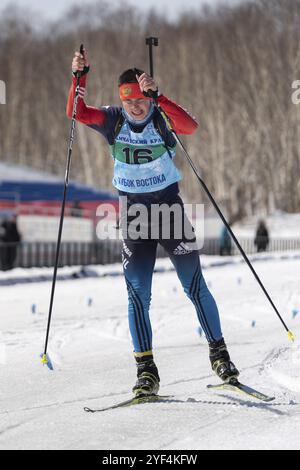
0 252 300 450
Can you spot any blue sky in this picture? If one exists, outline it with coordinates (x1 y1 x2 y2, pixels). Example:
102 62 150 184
0 0 243 22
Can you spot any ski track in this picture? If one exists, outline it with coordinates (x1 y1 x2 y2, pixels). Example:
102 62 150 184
1 254 300 449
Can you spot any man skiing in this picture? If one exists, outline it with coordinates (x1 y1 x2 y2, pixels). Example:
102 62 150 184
67 48 239 397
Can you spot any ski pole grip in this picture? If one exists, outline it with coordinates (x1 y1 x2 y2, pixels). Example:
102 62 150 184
145 36 158 78
143 89 159 99
144 38 159 98
75 44 84 80
134 67 158 99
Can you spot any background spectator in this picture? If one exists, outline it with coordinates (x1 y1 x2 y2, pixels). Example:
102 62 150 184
254 219 269 252
219 224 232 256
0 214 22 270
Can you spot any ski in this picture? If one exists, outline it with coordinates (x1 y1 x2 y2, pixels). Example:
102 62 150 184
84 380 275 413
207 379 275 402
84 395 172 413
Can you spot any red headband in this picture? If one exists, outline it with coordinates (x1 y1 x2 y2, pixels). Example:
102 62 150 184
119 83 150 101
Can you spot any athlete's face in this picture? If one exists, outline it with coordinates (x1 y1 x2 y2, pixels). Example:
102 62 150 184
122 98 151 121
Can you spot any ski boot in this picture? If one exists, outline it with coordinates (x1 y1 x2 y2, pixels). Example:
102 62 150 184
209 338 239 383
132 351 160 397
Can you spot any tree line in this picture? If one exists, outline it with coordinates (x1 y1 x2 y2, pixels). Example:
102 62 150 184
0 0 299 219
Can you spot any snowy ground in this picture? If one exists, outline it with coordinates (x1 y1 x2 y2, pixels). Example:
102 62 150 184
0 253 300 450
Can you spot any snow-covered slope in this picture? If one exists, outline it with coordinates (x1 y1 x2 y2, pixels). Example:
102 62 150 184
0 253 300 450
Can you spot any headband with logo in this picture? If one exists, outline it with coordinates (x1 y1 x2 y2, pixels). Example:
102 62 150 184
119 83 151 101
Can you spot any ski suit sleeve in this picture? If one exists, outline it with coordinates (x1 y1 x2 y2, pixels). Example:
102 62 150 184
156 94 198 135
66 74 106 126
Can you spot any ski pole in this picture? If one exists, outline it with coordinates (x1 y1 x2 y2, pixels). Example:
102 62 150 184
145 37 158 78
41 44 84 369
145 37 295 343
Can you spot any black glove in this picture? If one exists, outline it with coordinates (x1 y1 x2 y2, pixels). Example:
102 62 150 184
72 65 90 78
143 88 159 99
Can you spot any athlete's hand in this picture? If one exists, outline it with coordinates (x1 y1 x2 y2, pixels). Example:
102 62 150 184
136 72 158 94
72 48 89 74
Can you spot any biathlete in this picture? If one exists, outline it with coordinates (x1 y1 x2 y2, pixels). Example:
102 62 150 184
67 48 239 397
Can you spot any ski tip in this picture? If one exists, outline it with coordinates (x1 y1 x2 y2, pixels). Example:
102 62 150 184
265 396 276 403
207 381 275 402
40 353 54 370
287 330 296 343
84 407 94 413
